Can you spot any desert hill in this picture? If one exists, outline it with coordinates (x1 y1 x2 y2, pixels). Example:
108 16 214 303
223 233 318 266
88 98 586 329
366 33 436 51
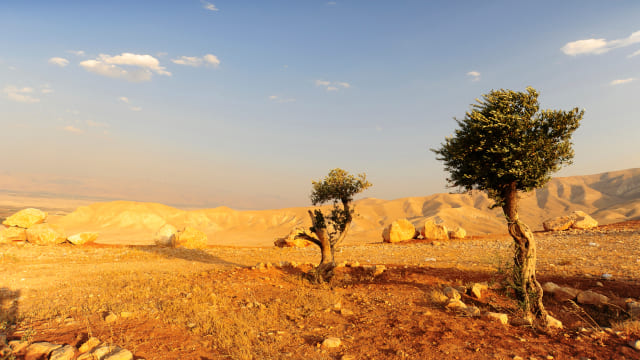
44 168 640 246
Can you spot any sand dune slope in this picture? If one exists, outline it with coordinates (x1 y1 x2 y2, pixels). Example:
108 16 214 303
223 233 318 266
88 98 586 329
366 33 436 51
51 168 640 246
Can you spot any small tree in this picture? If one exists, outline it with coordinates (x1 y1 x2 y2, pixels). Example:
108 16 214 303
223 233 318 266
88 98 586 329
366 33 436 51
433 87 583 324
300 168 371 281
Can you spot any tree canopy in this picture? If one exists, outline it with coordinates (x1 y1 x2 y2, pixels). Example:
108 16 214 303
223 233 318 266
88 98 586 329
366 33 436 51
433 86 583 204
433 86 583 324
311 168 372 206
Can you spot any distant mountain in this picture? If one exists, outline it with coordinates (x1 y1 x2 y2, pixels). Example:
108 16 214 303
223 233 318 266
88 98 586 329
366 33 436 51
49 168 640 246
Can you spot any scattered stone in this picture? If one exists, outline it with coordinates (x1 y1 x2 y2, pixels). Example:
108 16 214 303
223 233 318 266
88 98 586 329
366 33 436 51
546 315 563 329
421 218 448 240
542 282 560 294
601 273 613 281
103 347 134 360
24 342 62 360
448 227 466 239
464 306 481 317
553 286 580 302
340 308 354 316
274 227 315 248
443 286 461 301
445 299 467 310
571 211 598 230
382 218 417 243
577 290 609 306
154 224 177 246
89 344 116 359
470 283 488 299
174 226 208 249
483 312 509 325
543 215 574 232
371 265 386 276
0 226 27 243
341 355 355 360
2 208 47 228
26 223 66 245
543 210 598 231
8 340 29 353
596 281 604 287
67 232 98 245
627 301 640 317
321 337 341 348
50 344 77 360
104 312 118 323
78 337 101 353
629 340 640 351
120 311 134 318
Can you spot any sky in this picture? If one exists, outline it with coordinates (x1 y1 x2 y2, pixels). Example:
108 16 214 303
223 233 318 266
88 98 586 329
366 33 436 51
1 1 639 210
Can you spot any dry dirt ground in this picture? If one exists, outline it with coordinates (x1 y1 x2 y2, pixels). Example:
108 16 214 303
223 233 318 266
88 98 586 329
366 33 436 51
2 221 640 359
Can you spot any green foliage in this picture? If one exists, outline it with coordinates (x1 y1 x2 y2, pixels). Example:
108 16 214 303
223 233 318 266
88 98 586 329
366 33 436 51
311 168 372 206
433 87 583 204
310 168 372 243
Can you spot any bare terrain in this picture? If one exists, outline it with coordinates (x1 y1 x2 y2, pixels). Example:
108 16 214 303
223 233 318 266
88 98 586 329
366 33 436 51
2 222 640 359
2 169 640 359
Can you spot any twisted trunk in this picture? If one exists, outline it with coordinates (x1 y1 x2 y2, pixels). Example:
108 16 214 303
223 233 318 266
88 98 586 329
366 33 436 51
502 182 548 325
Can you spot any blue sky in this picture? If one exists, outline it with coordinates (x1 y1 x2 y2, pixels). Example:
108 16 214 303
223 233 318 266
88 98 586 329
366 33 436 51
1 1 639 209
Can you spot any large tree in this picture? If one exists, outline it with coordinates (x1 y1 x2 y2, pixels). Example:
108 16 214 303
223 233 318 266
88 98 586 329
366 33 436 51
300 168 371 282
433 87 583 324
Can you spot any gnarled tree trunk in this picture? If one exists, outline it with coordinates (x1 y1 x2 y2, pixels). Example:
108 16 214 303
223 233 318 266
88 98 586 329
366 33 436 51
306 210 336 283
502 182 548 325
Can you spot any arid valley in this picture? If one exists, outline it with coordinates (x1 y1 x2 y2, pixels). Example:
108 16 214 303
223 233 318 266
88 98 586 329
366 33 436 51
2 168 640 359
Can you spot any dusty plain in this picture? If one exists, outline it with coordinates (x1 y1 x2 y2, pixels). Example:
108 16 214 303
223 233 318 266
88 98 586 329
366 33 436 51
2 168 640 359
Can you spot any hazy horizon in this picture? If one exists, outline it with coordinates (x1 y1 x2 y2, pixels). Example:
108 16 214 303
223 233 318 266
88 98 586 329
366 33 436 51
2 1 639 209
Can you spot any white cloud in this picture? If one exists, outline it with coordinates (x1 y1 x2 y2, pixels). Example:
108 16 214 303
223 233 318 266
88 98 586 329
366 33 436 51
315 79 351 91
268 95 296 103
40 84 53 94
86 120 109 128
80 53 171 82
4 85 40 103
610 78 635 86
629 49 640 58
171 54 220 68
202 1 219 11
48 57 69 67
67 50 85 56
63 125 84 134
561 30 640 56
118 96 142 111
466 71 481 81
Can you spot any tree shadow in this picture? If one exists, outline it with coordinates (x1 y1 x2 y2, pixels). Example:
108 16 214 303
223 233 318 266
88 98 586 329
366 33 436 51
133 246 243 267
0 287 20 339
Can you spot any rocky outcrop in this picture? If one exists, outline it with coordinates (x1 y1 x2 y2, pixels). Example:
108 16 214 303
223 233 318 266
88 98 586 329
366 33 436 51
2 208 47 228
543 210 598 231
382 218 417 243
448 227 467 239
67 232 98 245
572 210 598 229
542 215 575 231
174 226 208 249
421 219 448 240
26 223 66 245
274 227 315 248
154 224 177 246
0 226 27 244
